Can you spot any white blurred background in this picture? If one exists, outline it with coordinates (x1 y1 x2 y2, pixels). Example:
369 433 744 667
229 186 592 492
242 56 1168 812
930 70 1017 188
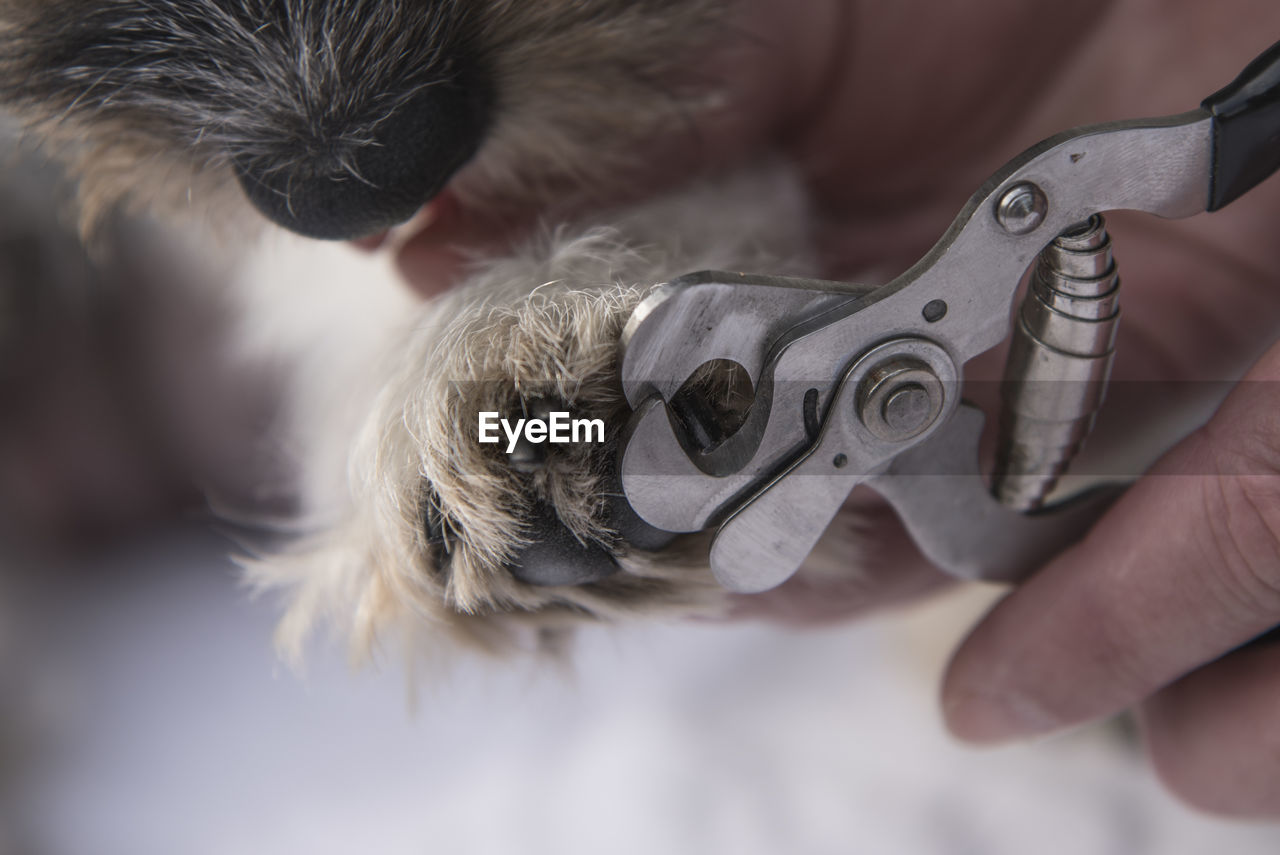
5 523 1280 855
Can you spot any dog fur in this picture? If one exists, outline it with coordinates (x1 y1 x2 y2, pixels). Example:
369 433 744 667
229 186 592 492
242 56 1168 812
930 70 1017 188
0 0 727 233
0 1 877 660
232 165 853 662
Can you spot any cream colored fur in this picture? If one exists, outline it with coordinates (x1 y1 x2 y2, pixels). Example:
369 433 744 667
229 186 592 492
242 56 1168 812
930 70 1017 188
237 165 852 663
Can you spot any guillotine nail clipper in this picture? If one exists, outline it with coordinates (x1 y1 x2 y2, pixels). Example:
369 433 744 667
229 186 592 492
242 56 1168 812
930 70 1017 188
616 39 1280 594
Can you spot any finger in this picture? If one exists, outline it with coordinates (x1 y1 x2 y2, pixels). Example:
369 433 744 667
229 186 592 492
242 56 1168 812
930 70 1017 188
1140 639 1280 818
386 192 530 298
942 339 1280 743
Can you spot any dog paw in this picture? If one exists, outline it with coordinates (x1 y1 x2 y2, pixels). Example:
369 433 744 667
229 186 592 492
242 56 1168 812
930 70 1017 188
247 241 731 660
244 166 816 662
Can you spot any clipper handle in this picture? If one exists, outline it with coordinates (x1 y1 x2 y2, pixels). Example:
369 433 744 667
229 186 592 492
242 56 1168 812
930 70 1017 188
1203 38 1280 210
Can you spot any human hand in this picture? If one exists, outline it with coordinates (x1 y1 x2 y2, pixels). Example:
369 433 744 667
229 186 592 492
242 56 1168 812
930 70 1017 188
774 1 1280 817
676 0 1280 815
942 338 1280 818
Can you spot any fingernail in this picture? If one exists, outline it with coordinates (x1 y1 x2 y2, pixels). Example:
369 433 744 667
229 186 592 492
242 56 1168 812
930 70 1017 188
943 687 1063 745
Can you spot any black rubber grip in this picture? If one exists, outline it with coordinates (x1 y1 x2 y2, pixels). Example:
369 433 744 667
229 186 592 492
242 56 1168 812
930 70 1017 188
1202 39 1280 211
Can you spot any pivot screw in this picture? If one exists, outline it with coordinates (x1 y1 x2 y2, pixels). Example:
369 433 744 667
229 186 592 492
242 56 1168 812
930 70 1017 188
857 359 945 442
996 182 1047 235
882 384 933 433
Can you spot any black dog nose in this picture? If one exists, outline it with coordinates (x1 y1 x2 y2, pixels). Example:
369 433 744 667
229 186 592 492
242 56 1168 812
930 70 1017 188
233 79 491 240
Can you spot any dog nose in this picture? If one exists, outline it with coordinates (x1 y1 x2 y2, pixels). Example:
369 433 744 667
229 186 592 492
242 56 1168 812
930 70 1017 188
233 79 490 240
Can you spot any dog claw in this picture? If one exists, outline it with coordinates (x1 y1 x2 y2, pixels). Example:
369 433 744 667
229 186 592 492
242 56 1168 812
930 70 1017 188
507 501 619 587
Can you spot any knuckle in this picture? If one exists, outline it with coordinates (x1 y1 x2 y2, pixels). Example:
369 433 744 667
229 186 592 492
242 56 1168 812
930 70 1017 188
1194 427 1280 620
1200 479 1280 622
1203 396 1280 477
1214 372 1280 465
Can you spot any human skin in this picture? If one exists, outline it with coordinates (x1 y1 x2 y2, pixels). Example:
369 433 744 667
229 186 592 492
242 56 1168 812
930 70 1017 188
392 0 1280 816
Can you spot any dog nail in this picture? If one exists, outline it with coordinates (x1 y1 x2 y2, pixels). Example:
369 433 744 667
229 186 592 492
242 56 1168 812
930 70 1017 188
422 488 447 547
507 501 619 587
507 437 546 473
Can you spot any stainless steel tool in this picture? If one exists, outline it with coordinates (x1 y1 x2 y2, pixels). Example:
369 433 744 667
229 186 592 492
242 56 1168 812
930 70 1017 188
991 214 1121 512
616 39 1280 593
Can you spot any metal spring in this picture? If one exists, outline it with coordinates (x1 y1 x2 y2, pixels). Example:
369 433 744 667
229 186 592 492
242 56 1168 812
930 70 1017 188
991 214 1120 511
